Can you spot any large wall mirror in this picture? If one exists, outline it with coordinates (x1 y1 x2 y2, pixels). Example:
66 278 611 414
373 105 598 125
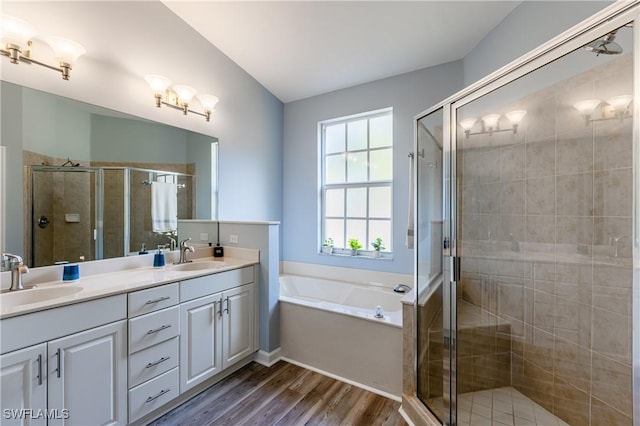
1 81 219 269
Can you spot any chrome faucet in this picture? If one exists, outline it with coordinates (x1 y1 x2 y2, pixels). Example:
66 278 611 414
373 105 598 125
393 284 412 293
175 238 195 264
2 253 29 291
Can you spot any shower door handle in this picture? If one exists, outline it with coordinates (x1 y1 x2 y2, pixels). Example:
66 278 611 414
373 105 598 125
449 256 460 282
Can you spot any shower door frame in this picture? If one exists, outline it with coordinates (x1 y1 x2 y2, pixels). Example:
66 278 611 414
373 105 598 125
413 2 640 425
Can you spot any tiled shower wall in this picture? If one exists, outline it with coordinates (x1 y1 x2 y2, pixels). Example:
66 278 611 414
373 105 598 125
458 53 633 425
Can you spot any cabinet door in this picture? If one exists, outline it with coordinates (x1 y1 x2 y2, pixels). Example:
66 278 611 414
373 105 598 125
180 293 223 393
223 283 255 369
0 343 47 426
47 320 127 426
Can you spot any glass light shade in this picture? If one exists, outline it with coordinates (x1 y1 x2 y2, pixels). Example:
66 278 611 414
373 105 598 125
145 75 172 94
197 94 219 111
0 14 37 47
482 114 501 129
459 118 477 131
606 95 632 112
505 110 527 125
173 85 197 104
45 36 85 65
573 99 601 116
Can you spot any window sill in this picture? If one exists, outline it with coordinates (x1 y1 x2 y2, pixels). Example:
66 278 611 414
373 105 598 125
319 250 392 260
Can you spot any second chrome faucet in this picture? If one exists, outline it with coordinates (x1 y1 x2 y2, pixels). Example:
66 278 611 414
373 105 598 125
175 238 195 264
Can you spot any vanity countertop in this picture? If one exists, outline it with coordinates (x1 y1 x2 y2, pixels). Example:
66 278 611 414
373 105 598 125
0 249 259 319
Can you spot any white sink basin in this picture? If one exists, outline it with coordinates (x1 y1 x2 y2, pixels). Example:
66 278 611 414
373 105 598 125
172 261 226 272
1 286 82 306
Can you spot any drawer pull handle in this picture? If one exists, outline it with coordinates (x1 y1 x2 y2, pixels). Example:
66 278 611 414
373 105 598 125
145 388 170 403
146 356 171 368
145 296 171 305
146 324 171 335
53 348 62 378
37 354 43 386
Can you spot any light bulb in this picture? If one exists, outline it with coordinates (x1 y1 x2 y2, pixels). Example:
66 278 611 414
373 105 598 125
505 110 527 125
459 118 477 131
173 85 197 104
606 95 632 113
197 94 219 112
144 75 172 95
573 99 601 116
0 14 36 48
482 114 501 129
45 36 86 65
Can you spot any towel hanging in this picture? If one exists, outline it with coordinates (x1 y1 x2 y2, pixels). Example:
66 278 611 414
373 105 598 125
151 182 178 232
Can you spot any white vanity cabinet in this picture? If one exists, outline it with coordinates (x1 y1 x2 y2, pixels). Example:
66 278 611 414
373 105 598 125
0 343 47 426
0 295 128 426
179 266 257 393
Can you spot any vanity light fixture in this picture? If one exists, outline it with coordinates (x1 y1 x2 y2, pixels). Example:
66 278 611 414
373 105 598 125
0 14 85 80
460 110 527 138
144 74 219 122
574 96 632 125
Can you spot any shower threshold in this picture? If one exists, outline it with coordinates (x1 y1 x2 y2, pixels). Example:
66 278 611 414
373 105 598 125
429 386 569 426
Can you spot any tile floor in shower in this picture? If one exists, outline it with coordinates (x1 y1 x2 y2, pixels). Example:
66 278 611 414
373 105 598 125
430 386 569 426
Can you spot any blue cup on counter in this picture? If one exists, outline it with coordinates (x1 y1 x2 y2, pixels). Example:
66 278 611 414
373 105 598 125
62 264 79 282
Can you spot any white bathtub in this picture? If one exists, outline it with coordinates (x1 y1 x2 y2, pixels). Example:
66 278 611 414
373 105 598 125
279 274 404 399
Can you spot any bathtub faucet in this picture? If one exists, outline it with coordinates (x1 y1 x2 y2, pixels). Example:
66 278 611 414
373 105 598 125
393 284 411 293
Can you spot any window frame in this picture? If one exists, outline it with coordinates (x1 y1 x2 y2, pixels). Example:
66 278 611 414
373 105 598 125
319 107 393 257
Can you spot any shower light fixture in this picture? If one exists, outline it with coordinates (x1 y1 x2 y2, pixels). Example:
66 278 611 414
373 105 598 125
574 96 632 125
0 14 85 80
460 110 526 138
144 74 218 122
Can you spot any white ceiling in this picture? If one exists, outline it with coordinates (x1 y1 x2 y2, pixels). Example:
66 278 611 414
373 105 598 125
164 1 520 103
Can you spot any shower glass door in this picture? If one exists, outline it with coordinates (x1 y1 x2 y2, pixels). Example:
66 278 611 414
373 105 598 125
452 20 634 426
416 107 449 422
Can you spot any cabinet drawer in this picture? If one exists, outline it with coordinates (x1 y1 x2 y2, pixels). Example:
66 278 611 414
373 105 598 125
180 266 254 302
128 283 179 318
129 306 179 354
128 367 179 423
129 337 179 388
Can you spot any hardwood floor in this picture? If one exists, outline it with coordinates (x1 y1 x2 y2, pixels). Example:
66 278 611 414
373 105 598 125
149 361 406 426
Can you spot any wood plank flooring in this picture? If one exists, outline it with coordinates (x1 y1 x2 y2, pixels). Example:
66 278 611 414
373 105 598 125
148 361 406 426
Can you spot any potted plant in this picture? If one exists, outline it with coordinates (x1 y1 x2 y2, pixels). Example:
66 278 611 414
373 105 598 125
322 237 334 254
371 237 385 258
348 238 362 256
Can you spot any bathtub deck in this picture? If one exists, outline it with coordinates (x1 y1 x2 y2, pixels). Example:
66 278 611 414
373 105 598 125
148 360 405 426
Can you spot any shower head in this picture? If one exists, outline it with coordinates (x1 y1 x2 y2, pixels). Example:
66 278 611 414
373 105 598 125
585 30 623 56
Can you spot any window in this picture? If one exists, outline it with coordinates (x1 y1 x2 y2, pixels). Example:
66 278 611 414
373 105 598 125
320 108 393 255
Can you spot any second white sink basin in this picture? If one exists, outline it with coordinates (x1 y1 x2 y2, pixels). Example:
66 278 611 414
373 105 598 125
1 286 82 306
172 261 226 272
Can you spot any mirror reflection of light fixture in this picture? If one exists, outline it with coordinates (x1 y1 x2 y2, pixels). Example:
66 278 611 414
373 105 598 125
460 110 526 138
574 96 632 125
144 74 218 122
0 14 85 80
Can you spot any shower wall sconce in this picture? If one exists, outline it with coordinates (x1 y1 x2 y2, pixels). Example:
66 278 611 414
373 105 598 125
573 95 632 125
144 74 219 122
459 110 527 138
0 14 86 80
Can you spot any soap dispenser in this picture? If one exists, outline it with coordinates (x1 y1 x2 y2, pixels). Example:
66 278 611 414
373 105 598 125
139 243 148 255
153 245 165 268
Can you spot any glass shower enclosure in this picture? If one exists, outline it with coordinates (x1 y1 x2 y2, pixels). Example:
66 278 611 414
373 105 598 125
415 5 638 426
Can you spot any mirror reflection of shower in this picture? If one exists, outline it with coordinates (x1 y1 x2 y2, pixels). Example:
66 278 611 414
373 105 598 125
29 165 194 267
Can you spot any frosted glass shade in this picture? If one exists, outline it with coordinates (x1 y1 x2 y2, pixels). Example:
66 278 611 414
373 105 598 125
505 110 527 125
459 118 477 131
573 99 601 116
173 85 197 104
482 114 501 129
197 94 219 111
145 75 172 94
606 95 632 112
0 14 37 47
46 36 86 65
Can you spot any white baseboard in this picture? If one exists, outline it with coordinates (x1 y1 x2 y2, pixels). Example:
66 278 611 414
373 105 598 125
399 407 417 426
281 356 402 402
253 348 282 367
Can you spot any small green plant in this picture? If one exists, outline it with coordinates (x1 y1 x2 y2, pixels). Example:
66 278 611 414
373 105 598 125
371 237 385 251
348 238 362 250
322 237 334 247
